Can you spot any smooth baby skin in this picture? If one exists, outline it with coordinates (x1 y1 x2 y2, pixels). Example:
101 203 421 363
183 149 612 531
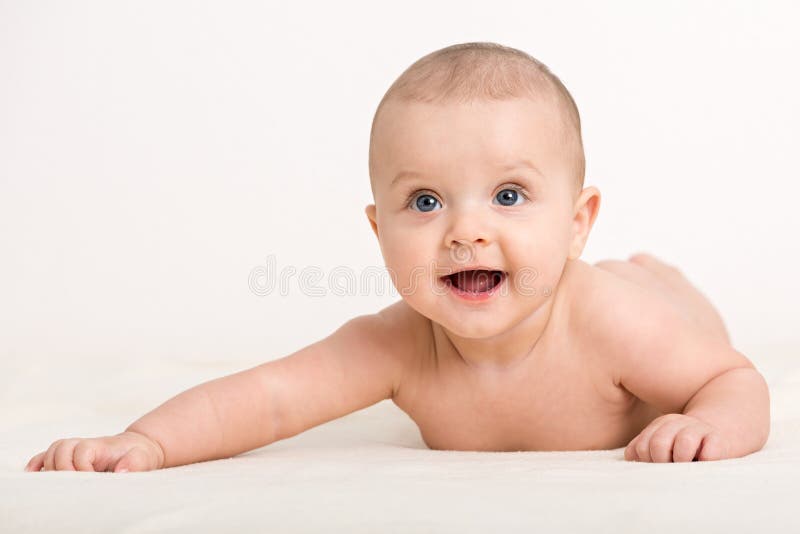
23 258 765 471
25 95 768 472
384 253 744 455
362 96 767 460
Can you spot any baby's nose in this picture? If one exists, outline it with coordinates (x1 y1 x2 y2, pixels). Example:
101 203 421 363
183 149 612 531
444 207 492 245
447 239 485 264
449 236 487 248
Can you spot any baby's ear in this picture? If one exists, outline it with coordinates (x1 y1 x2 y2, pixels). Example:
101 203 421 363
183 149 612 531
364 204 379 239
568 186 601 260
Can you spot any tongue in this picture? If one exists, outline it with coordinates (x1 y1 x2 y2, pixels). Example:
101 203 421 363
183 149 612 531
455 270 495 292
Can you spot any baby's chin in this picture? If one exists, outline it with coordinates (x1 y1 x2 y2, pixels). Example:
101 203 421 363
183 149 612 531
438 320 509 340
426 305 518 340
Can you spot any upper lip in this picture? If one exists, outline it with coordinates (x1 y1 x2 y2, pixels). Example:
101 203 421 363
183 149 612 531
439 265 507 277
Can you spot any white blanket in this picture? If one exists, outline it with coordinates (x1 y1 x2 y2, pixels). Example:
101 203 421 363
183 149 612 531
2 353 798 533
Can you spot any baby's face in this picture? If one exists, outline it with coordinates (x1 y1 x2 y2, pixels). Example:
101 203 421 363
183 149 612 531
367 97 588 338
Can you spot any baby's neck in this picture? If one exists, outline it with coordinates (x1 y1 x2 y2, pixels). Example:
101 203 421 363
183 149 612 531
433 286 561 372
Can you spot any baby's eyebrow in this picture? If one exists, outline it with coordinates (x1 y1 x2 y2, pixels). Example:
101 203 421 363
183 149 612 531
498 158 543 178
390 170 423 188
390 158 542 188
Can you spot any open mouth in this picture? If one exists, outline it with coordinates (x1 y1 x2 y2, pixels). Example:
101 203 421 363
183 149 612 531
440 269 507 294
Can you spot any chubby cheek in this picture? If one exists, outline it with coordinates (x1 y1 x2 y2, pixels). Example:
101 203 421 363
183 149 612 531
378 229 438 294
502 233 566 298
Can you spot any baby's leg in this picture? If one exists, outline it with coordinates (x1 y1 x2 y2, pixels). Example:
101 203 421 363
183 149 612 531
594 253 731 345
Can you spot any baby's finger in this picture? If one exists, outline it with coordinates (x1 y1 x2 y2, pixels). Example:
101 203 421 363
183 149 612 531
54 438 81 471
696 432 729 461
25 452 45 472
113 446 152 473
647 418 693 463
73 441 99 472
672 427 706 462
42 440 62 471
632 414 679 462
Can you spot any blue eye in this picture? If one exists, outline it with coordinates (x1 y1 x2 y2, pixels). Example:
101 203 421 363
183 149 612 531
494 188 524 206
407 187 525 211
412 194 441 212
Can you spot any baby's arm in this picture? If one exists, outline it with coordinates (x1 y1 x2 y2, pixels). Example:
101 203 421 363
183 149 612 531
26 312 404 472
588 279 770 463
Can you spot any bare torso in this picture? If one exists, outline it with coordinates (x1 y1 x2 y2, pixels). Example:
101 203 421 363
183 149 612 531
389 258 669 452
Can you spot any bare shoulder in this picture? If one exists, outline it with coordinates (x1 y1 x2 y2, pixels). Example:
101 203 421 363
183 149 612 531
558 259 634 386
374 299 434 392
561 258 645 320
375 298 432 340
569 259 676 388
257 301 430 442
567 258 675 379
568 258 754 414
323 302 415 398
329 299 431 395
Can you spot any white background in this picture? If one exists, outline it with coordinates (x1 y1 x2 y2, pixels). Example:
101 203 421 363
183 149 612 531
2 0 798 377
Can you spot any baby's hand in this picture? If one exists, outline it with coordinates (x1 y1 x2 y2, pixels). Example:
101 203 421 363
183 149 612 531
624 413 730 463
24 430 165 473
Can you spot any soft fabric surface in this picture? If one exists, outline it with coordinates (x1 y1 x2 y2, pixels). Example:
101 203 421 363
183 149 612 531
2 353 799 533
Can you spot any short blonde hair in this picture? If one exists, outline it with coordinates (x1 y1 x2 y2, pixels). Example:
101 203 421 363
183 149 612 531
368 42 585 196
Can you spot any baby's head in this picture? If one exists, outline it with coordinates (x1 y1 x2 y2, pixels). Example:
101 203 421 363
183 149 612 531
365 42 600 338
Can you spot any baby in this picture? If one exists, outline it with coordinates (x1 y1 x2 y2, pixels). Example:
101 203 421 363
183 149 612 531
25 42 770 472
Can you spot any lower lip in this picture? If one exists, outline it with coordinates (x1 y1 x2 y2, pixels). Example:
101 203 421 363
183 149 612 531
441 272 507 302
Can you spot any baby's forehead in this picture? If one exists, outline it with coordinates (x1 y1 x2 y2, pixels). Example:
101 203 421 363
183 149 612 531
367 45 584 196
376 97 568 152
373 98 569 175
